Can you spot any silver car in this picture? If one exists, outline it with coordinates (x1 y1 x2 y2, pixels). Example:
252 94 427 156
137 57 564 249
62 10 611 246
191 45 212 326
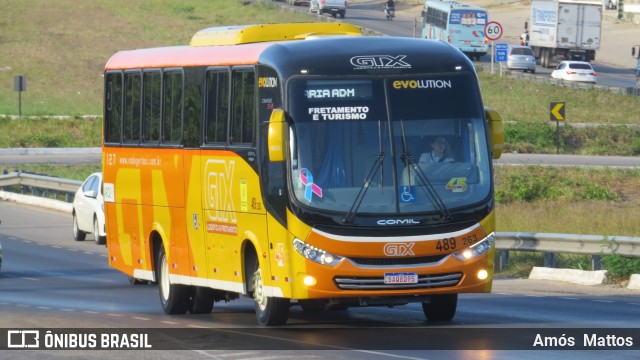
506 45 536 74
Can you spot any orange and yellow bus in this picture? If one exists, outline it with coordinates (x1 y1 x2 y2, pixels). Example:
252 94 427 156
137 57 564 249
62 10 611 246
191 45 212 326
102 23 504 326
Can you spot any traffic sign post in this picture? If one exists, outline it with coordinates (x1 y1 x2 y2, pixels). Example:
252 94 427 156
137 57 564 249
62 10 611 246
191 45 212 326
495 43 508 77
550 102 566 154
484 21 503 74
13 75 27 117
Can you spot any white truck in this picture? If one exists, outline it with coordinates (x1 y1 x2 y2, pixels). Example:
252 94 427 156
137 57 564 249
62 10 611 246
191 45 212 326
526 0 602 67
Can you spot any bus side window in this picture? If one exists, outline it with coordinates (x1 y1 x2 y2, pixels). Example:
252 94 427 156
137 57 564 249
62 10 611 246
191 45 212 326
123 71 142 144
230 68 255 146
205 69 229 145
183 68 204 148
143 70 161 144
163 70 183 144
104 71 123 144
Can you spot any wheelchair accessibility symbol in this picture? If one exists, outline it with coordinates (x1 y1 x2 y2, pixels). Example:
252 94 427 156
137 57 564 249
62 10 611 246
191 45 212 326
399 186 416 203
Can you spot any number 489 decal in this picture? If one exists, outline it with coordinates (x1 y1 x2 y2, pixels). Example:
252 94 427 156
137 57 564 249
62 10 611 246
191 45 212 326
446 177 467 192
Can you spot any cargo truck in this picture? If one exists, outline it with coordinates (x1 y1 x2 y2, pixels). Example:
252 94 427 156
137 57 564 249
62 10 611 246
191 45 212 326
525 0 602 68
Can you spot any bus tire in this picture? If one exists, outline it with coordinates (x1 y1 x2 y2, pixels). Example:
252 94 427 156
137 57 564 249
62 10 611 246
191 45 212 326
72 212 86 241
422 294 457 321
251 266 289 326
189 287 215 314
157 245 190 315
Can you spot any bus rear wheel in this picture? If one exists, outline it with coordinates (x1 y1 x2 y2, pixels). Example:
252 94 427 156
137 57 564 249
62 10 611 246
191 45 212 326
157 245 190 314
251 266 289 326
422 294 457 321
189 287 215 314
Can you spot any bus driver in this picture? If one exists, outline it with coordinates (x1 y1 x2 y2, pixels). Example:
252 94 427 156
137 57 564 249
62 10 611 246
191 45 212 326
419 136 454 164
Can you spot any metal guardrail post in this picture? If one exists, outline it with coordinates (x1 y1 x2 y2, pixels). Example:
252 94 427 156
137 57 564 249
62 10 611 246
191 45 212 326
495 251 509 272
592 255 602 270
544 252 555 267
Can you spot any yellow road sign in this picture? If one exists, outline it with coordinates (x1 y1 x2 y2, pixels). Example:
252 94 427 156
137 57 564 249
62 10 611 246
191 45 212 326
550 102 565 121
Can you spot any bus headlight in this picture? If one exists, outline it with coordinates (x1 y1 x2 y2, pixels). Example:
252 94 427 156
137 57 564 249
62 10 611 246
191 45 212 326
293 239 343 267
453 233 495 262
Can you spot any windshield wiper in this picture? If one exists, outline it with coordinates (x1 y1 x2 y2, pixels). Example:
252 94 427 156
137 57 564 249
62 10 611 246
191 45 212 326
343 119 386 224
399 120 451 220
342 151 385 224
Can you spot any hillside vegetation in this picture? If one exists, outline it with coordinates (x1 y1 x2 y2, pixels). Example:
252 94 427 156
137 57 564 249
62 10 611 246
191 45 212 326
0 0 309 115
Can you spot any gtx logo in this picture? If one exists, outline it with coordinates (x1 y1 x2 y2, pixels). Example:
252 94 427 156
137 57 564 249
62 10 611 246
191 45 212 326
350 55 411 69
384 242 415 256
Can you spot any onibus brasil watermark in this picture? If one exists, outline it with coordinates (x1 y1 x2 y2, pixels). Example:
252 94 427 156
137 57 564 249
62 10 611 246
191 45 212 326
6 330 152 349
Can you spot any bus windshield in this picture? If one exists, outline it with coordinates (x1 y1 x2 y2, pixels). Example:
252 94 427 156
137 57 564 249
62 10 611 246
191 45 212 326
287 75 492 216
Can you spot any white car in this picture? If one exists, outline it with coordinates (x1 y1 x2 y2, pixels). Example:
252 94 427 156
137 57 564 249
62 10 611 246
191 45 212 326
72 172 106 245
506 45 536 73
551 61 597 84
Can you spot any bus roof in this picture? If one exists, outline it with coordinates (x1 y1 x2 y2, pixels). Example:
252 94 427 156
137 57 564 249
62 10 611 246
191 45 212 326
105 43 273 70
424 0 487 12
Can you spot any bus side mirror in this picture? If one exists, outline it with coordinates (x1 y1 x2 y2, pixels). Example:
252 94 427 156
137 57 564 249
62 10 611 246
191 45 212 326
485 107 504 160
268 109 286 162
633 46 638 59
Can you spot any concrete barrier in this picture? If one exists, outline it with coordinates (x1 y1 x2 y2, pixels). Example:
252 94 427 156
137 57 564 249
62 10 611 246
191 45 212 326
529 266 609 285
628 274 640 290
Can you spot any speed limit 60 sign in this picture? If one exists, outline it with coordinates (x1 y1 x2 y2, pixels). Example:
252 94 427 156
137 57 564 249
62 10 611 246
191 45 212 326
484 21 503 41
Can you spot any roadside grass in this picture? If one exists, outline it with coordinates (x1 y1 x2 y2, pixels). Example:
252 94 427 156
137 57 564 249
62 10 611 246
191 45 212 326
495 166 640 236
0 117 101 148
478 70 640 125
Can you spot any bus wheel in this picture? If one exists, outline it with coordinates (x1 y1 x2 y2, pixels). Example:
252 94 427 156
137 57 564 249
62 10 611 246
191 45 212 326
189 287 215 314
422 294 457 321
157 245 190 314
251 266 289 326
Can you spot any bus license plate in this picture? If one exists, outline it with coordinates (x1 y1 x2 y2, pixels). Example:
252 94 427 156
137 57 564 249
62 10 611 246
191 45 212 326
384 272 418 284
